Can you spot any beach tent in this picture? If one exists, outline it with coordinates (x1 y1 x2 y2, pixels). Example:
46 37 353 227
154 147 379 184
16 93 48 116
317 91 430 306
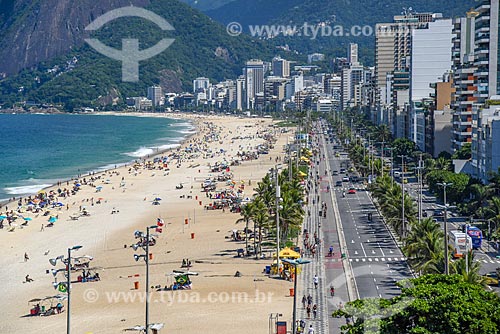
274 247 300 259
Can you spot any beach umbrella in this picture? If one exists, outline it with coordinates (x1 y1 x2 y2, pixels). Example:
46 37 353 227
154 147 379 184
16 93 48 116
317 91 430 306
24 217 32 221
0 215 7 219
154 197 162 201
48 217 57 223
96 186 103 190
55 202 64 206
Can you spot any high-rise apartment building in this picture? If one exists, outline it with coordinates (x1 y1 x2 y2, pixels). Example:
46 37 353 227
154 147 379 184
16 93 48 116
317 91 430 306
272 56 290 77
147 85 163 106
244 59 265 109
374 13 439 125
348 43 359 65
451 12 477 151
193 77 210 93
409 19 453 151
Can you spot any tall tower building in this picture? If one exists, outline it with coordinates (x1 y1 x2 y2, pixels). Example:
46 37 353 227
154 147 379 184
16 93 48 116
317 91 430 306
374 13 437 125
451 11 477 151
147 85 163 106
409 19 453 150
244 59 265 109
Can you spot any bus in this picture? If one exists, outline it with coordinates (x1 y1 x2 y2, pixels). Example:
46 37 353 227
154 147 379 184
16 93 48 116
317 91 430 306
448 230 472 259
464 226 483 250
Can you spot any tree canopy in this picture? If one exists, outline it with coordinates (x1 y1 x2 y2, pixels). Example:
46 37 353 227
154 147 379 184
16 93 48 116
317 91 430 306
334 274 500 334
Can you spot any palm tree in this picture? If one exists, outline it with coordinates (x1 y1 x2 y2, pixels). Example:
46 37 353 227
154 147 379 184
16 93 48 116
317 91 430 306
468 184 492 219
435 156 451 171
251 198 270 259
235 202 255 255
450 251 488 286
404 219 444 275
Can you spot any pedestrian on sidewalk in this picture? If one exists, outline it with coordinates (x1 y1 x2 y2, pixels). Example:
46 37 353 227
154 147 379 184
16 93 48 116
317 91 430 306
312 304 317 319
313 274 319 289
302 295 307 309
308 324 315 334
306 305 311 319
307 294 313 306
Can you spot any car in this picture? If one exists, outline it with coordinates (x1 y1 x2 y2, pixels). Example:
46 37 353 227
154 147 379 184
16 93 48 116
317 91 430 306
335 180 343 187
433 209 444 217
350 176 359 183
342 176 350 182
340 168 346 173
332 170 339 176
483 271 499 286
348 187 356 194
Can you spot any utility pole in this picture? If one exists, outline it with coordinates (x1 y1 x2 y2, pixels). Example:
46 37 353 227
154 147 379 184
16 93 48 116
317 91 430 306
437 182 452 275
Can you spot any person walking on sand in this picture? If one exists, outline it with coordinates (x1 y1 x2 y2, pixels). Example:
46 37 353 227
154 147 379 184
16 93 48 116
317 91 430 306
40 224 44 232
24 252 29 262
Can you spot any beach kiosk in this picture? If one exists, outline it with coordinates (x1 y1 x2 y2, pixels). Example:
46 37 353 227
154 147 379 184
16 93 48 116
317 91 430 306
270 247 301 278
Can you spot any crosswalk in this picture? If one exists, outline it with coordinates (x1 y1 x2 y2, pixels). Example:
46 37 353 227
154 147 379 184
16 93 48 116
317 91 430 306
479 258 500 264
349 257 407 263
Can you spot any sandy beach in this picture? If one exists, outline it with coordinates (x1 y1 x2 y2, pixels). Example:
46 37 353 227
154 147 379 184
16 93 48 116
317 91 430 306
0 114 297 333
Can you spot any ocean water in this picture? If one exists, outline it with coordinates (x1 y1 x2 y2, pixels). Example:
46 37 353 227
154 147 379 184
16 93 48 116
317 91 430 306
0 113 195 201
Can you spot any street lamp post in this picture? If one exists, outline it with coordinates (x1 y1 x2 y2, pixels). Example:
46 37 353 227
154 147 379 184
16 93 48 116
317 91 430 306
398 155 408 238
274 166 282 274
437 182 453 275
283 258 311 334
415 156 424 225
133 225 158 334
67 245 82 334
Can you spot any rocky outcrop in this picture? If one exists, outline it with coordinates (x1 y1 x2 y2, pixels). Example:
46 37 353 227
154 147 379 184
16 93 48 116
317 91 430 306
0 0 150 76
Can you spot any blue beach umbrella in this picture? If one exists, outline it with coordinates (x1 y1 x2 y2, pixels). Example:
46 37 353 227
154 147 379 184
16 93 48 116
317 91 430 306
0 215 7 219
48 217 57 223
24 217 33 221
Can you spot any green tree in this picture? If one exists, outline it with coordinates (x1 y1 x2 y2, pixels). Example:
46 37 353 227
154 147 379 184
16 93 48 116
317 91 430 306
391 138 418 158
334 274 500 334
452 143 472 160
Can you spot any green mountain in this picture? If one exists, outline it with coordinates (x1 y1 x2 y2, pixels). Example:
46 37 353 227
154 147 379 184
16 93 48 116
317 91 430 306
206 0 475 64
0 0 276 110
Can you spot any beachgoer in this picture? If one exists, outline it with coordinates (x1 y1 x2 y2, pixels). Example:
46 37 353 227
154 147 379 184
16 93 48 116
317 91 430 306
24 252 29 262
40 224 44 232
25 274 33 283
